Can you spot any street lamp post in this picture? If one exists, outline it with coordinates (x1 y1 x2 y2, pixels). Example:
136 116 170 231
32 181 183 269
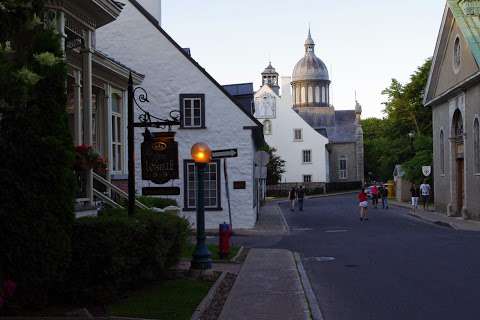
191 143 212 270
408 131 415 154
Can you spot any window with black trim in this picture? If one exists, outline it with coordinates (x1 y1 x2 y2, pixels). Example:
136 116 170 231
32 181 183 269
294 129 303 141
303 175 312 183
180 94 205 128
339 156 347 179
184 159 221 210
302 150 312 164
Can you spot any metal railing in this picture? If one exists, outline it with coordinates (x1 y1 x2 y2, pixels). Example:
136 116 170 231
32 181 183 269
92 172 149 210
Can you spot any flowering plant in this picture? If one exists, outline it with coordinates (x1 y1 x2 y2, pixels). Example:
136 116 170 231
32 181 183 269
74 145 107 175
0 279 16 309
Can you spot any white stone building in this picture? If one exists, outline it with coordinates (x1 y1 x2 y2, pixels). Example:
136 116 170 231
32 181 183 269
255 76 329 183
255 31 364 186
96 0 263 229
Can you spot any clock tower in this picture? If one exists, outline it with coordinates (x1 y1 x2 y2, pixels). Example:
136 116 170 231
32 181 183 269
261 61 280 95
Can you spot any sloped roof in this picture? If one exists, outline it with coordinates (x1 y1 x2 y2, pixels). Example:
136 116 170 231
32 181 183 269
128 0 262 130
295 109 359 143
447 0 480 64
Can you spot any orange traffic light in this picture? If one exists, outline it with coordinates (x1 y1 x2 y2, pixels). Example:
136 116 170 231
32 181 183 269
191 143 212 163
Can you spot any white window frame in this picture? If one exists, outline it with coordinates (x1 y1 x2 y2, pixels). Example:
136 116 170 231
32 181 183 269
338 156 347 179
294 128 303 141
180 94 205 129
184 160 221 210
302 150 312 164
111 90 123 173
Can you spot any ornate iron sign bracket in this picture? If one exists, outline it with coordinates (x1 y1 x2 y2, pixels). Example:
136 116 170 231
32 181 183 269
127 73 181 216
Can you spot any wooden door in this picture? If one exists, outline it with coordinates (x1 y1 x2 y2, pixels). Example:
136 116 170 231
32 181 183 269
457 158 464 214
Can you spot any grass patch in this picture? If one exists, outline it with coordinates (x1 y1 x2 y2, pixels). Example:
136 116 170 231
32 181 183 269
182 243 240 261
108 279 212 320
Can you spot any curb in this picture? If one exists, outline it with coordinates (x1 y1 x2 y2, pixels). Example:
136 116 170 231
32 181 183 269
230 246 244 263
191 271 227 320
389 202 458 230
294 252 324 320
276 204 291 234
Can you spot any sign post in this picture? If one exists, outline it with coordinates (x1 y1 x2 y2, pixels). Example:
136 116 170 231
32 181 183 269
223 159 232 227
127 74 136 217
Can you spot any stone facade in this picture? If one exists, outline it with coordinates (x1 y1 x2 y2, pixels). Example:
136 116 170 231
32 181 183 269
425 1 480 219
96 0 261 228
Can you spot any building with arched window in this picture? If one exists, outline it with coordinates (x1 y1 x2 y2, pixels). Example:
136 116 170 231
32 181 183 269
425 0 480 219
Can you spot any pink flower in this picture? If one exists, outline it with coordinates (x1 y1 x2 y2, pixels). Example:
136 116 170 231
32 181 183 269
3 280 16 298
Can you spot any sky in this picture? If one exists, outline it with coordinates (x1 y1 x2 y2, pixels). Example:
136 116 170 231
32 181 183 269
158 0 445 119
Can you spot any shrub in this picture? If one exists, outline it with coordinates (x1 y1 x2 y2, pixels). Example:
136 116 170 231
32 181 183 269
0 2 75 308
65 212 189 304
137 196 178 209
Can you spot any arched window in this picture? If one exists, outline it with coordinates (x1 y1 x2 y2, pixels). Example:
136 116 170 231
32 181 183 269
440 130 445 174
453 109 464 142
475 118 480 173
315 86 320 103
308 86 313 103
295 86 300 105
322 86 326 103
326 86 329 104
263 120 272 135
301 87 306 104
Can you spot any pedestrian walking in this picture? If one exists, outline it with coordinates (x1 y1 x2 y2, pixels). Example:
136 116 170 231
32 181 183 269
297 185 305 211
358 188 369 221
410 183 420 213
288 187 297 211
371 184 379 209
420 179 431 211
380 184 389 209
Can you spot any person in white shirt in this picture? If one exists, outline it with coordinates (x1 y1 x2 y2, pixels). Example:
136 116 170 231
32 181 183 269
419 179 431 211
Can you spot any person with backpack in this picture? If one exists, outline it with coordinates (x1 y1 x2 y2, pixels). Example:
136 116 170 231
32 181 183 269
358 188 369 221
297 185 305 211
288 187 297 212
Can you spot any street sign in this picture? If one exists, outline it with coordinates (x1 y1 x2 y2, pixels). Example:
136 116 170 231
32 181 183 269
211 148 238 159
141 132 179 184
422 166 432 177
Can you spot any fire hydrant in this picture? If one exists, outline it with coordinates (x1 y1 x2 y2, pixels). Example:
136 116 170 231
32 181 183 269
219 222 232 259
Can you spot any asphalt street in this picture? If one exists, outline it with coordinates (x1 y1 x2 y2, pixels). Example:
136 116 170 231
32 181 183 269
235 194 480 320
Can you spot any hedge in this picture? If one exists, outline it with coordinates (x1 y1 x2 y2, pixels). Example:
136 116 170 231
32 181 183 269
137 196 178 209
65 211 190 304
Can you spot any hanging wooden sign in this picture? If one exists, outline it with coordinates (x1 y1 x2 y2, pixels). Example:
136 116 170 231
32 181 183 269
141 132 179 184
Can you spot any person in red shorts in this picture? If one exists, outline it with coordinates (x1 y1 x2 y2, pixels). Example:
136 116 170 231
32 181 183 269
358 188 369 221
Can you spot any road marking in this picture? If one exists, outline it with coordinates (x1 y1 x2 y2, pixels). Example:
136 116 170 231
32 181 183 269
305 257 336 262
292 227 314 232
325 229 348 233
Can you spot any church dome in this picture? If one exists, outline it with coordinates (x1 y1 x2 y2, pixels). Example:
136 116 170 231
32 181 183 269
292 30 329 82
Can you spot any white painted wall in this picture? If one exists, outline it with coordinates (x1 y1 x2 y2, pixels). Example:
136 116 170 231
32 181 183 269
256 76 329 183
96 1 258 228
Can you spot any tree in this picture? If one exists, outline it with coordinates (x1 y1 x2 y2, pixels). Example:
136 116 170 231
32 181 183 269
0 0 75 308
260 145 286 185
362 58 433 183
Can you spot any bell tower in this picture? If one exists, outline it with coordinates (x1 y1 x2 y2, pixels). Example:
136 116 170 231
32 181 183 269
261 61 280 95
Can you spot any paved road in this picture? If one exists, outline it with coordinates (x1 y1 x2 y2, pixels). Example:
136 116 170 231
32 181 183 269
236 194 480 320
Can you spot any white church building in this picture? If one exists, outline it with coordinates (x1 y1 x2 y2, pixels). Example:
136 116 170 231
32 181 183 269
255 31 364 186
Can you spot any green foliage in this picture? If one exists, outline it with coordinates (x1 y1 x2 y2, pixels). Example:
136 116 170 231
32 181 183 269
66 212 190 304
137 196 178 209
259 144 286 185
108 279 212 320
0 0 75 308
362 58 433 183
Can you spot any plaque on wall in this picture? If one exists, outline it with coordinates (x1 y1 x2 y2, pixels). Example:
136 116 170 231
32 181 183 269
233 181 246 189
141 131 179 184
142 187 181 196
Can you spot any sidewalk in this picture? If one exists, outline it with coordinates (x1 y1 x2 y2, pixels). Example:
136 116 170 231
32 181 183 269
218 249 310 320
390 199 480 231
